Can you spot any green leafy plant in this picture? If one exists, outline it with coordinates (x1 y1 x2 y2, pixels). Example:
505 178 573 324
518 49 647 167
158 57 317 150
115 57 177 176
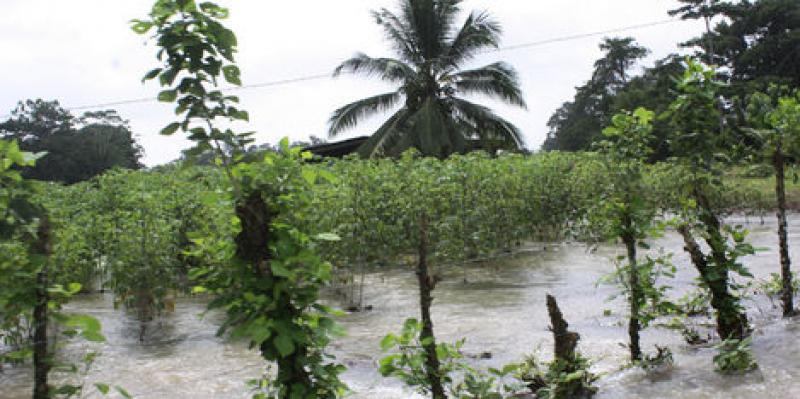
134 1 347 396
379 318 521 398
713 337 758 374
745 88 800 317
592 107 677 362
515 353 598 399
665 58 754 341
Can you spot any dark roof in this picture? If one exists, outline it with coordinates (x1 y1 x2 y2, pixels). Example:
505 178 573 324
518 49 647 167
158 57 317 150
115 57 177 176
303 136 369 158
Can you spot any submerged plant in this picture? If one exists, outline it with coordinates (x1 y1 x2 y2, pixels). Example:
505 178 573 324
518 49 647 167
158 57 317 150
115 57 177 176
379 318 520 398
516 353 598 399
713 337 758 374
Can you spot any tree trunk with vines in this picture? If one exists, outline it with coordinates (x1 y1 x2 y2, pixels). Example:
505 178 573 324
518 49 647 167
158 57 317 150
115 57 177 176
416 214 445 399
678 224 749 340
235 192 312 394
773 144 795 317
621 212 642 361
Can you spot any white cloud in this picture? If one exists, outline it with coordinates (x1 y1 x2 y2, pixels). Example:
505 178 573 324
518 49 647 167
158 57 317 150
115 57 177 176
0 0 705 166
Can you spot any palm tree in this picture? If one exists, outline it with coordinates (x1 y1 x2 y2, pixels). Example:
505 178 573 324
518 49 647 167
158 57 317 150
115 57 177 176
329 0 527 158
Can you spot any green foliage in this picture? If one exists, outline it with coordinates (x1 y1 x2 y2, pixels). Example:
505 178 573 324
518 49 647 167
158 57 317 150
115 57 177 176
757 272 799 298
598 253 677 327
193 146 348 398
135 1 346 396
543 38 651 152
0 100 143 184
311 151 609 270
515 353 598 399
132 0 252 155
379 318 521 398
665 59 756 340
1 142 111 396
713 337 758 374
745 88 800 159
592 106 677 361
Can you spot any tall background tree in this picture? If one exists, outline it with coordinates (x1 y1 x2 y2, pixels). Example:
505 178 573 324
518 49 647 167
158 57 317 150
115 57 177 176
542 37 649 152
544 0 799 155
0 100 143 184
329 0 527 158
703 0 800 94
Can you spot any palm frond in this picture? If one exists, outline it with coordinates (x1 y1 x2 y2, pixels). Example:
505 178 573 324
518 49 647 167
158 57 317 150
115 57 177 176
357 108 413 158
333 53 415 84
412 98 449 157
450 98 524 148
328 91 403 137
450 62 527 108
372 9 422 64
404 0 461 63
444 10 501 68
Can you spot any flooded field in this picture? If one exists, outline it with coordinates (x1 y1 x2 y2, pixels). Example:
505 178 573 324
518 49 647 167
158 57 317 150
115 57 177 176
2 215 798 398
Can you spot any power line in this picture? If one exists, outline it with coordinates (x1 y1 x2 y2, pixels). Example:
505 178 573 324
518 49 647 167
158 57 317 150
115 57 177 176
2 18 682 118
491 19 678 53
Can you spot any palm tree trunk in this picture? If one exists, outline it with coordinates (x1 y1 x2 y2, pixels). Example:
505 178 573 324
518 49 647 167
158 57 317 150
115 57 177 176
416 214 445 399
773 145 795 317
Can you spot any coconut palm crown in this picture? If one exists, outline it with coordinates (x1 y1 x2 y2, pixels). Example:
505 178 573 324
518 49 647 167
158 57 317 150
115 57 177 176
328 0 527 158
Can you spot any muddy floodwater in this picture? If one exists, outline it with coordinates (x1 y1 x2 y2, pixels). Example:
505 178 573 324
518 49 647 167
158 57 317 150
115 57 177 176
2 215 799 398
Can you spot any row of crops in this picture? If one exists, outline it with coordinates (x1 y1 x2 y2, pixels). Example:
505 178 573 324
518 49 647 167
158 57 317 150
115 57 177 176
1 140 783 397
12 150 767 326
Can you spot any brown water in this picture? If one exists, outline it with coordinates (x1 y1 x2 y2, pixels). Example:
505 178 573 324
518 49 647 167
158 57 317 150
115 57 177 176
2 215 798 398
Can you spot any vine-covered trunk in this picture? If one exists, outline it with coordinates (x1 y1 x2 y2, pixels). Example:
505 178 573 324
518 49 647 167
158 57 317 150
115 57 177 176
235 192 312 394
773 145 795 317
678 225 749 340
274 294 312 391
416 215 445 399
621 214 641 361
33 217 51 399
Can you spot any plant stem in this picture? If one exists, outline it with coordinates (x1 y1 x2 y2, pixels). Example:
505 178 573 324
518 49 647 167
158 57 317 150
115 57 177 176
621 211 642 361
773 144 795 317
33 217 51 399
416 214 445 399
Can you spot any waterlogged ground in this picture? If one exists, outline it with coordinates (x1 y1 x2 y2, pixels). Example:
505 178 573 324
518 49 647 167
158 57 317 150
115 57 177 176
2 215 799 398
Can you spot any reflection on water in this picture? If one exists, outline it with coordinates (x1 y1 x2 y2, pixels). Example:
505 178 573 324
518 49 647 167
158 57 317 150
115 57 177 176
1 216 798 398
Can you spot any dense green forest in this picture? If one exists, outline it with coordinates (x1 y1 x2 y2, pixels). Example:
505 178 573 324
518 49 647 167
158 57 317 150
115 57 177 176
1 0 799 398
543 0 800 157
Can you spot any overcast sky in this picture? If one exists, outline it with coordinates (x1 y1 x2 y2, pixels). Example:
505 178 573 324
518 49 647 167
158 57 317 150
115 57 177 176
1 1 705 166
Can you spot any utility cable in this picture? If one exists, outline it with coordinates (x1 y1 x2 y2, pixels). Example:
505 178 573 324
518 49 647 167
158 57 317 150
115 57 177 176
0 18 682 119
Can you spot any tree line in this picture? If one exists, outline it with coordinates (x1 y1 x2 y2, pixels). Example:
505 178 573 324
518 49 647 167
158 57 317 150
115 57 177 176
543 0 800 157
